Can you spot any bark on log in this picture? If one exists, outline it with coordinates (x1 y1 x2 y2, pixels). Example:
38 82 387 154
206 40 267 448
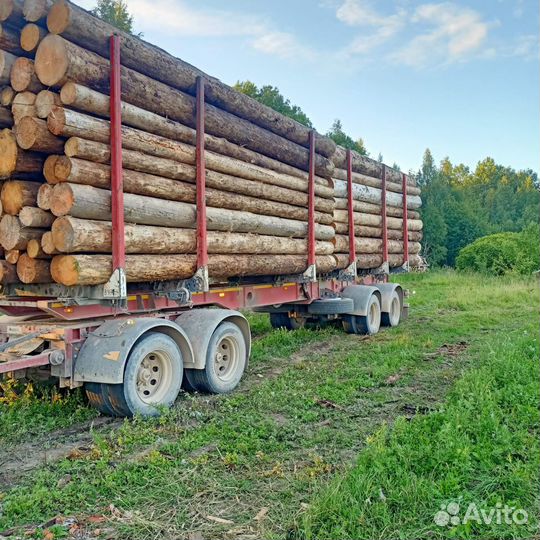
1 179 39 213
14 115 64 152
40 229 57 254
333 179 422 209
0 49 16 86
48 108 335 200
11 90 36 124
334 253 422 270
20 22 46 52
36 181 51 209
0 259 18 283
51 253 338 286
35 36 334 177
10 57 43 92
0 21 25 54
50 183 336 240
333 196 421 220
51 156 334 220
0 104 12 127
0 85 15 105
60 83 333 188
27 237 49 257
0 214 45 249
35 89 60 118
52 216 334 255
333 168 421 196
333 210 423 231
19 205 54 227
46 0 336 158
23 0 51 22
17 252 50 282
331 226 423 242
5 248 19 263
333 235 422 254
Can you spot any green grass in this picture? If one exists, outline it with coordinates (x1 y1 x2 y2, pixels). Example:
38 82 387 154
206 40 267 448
0 270 537 540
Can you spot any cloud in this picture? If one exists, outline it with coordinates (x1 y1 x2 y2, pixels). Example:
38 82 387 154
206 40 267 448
251 32 316 60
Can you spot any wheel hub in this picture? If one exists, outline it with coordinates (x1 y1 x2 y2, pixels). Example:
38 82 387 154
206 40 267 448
136 351 171 403
214 336 238 381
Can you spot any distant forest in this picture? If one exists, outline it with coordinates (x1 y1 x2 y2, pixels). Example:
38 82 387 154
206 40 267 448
236 81 540 269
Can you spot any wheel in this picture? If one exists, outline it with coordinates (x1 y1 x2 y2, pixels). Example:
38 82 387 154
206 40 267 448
184 322 247 394
269 312 306 330
342 294 381 335
307 297 354 315
84 382 118 416
381 290 402 327
97 333 183 417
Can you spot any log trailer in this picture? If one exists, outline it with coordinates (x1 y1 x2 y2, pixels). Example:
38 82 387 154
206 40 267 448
0 37 412 417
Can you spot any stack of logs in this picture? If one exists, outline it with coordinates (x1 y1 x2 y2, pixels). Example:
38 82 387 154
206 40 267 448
0 0 423 289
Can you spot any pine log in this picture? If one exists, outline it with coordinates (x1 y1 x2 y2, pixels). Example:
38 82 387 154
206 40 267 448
1 179 39 213
40 230 57 254
50 183 336 240
14 115 64 152
36 181 51 209
333 235 421 254
48 108 335 200
51 156 334 220
35 35 334 177
10 57 43 92
60 83 333 188
19 205 54 227
35 88 60 118
0 85 15 105
333 168 421 196
23 0 51 22
0 49 17 85
0 259 18 283
17 252 50 282
0 0 23 25
334 253 422 270
0 21 25 54
42 154 58 183
333 211 423 231
0 214 45 249
0 104 12 127
51 253 338 286
46 0 336 158
333 179 422 209
332 226 422 242
11 90 36 124
52 217 334 255
27 237 48 257
5 248 19 263
333 196 421 220
20 22 46 52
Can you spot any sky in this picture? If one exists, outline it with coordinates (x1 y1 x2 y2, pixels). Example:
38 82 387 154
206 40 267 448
77 0 539 173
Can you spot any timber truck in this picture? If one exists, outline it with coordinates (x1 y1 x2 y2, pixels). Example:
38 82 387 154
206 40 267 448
0 35 414 418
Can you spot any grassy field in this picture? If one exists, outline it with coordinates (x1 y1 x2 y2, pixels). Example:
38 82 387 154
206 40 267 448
0 270 538 540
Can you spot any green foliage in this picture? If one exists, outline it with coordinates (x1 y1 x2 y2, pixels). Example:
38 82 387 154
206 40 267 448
417 149 539 267
234 81 313 127
326 119 369 156
92 0 135 34
456 224 539 275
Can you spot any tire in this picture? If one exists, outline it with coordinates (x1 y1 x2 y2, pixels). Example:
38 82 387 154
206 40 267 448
98 333 183 417
381 291 402 327
84 382 118 416
270 312 305 330
307 297 354 315
342 294 381 335
184 322 247 394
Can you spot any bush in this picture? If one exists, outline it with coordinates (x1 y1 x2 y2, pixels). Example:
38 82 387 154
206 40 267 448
456 224 539 275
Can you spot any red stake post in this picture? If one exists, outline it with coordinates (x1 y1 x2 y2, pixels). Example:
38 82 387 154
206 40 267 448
109 34 126 297
346 149 356 265
307 131 316 272
381 164 389 267
402 172 409 266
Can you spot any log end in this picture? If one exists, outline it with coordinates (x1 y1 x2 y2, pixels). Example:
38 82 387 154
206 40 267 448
46 0 70 34
41 230 57 254
0 214 21 250
37 182 52 209
0 86 15 106
20 23 41 51
50 182 73 216
27 238 40 257
34 34 68 87
10 57 35 92
14 115 38 149
17 252 51 283
35 89 59 118
50 215 72 252
59 81 76 105
46 105 65 135
23 0 47 22
50 254 77 286
0 260 18 284
0 0 16 21
0 128 17 178
43 154 60 183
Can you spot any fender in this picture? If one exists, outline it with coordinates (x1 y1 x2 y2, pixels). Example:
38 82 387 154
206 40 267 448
73 318 194 384
175 309 251 370
341 285 382 316
373 283 403 313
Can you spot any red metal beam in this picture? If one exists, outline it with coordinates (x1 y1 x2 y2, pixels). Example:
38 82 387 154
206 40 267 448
381 164 388 264
402 172 409 264
109 35 125 272
196 76 208 271
0 351 52 374
346 149 356 265
307 131 316 269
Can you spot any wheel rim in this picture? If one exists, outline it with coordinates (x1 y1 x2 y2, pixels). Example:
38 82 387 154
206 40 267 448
369 300 378 327
213 335 240 383
390 296 400 324
136 350 173 404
